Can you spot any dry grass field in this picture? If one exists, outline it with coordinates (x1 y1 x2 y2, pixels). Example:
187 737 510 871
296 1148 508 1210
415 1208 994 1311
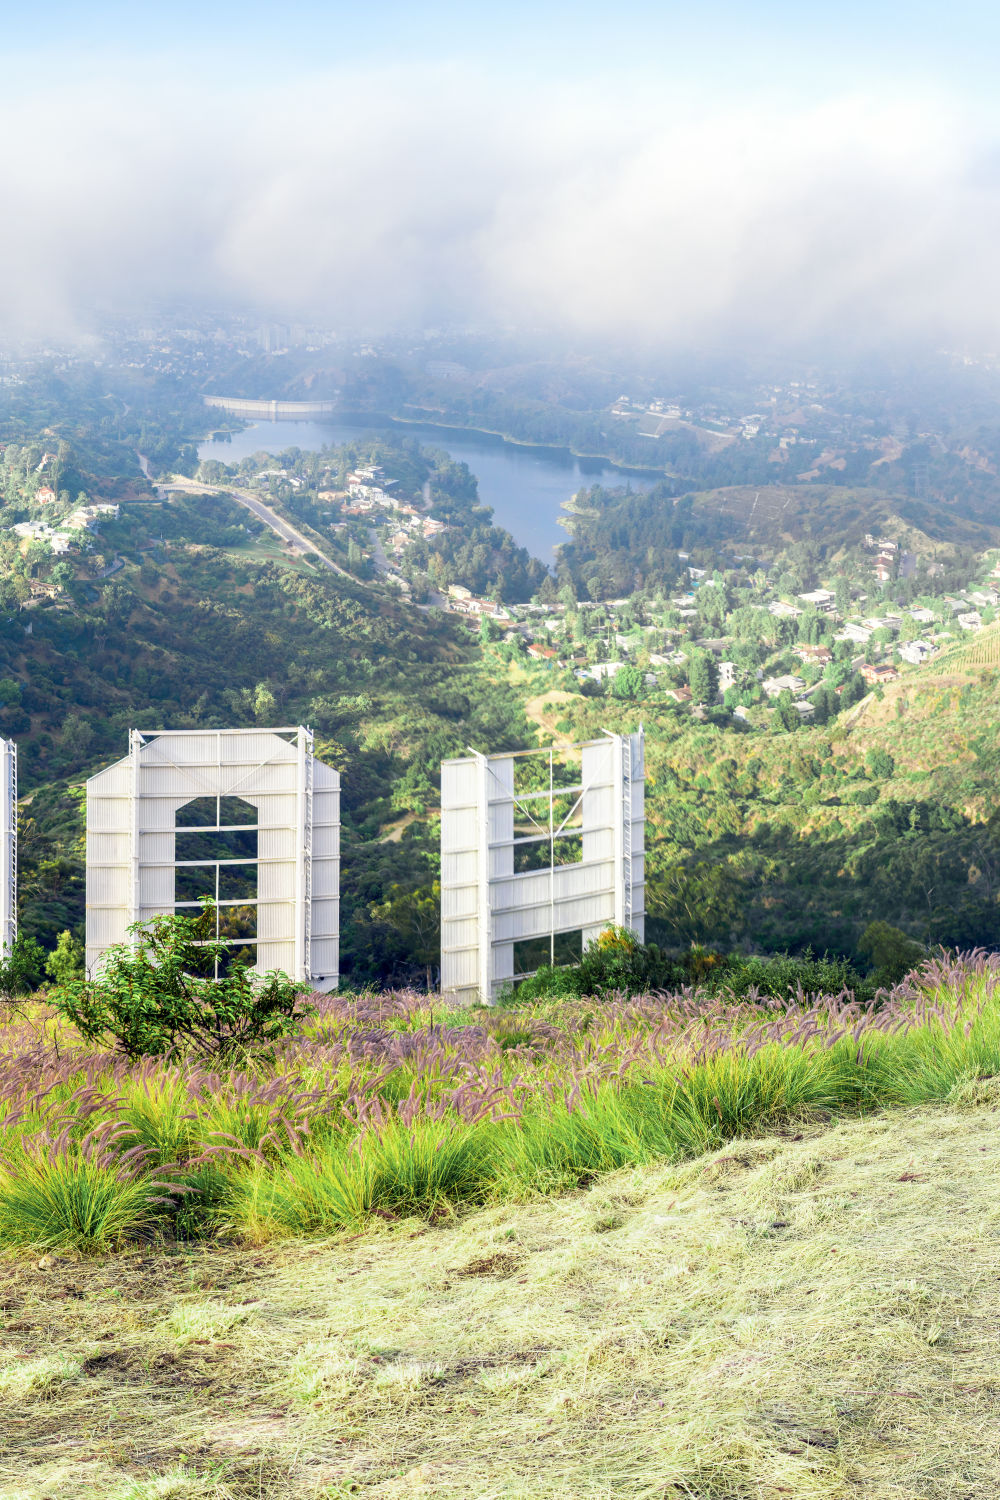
3 1090 999 1500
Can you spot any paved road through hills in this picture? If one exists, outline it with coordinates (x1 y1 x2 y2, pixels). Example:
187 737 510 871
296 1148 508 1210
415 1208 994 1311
159 479 357 581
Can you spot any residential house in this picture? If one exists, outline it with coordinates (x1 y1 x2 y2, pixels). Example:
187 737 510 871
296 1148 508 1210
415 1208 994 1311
956 611 983 632
860 663 899 685
795 644 832 665
834 622 872 644
763 674 806 698
798 588 837 612
899 640 935 665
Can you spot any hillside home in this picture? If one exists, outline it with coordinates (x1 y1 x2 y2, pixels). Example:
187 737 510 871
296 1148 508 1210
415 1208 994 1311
956 611 983 631
797 588 836 613
763 674 806 698
860 664 899 685
899 640 935 665
795 644 832 665
769 601 802 619
907 608 936 625
35 485 56 504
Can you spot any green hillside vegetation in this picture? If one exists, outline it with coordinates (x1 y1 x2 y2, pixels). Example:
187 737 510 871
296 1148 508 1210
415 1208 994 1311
496 621 1000 963
5 498 530 975
16 564 1000 981
558 481 995 600
8 363 1000 982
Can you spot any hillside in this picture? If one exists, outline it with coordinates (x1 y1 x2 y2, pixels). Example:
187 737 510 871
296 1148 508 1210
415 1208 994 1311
531 622 1000 958
18 604 1000 980
2 1095 998 1498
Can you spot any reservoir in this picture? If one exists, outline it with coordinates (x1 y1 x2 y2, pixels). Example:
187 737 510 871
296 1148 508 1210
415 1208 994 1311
197 416 659 561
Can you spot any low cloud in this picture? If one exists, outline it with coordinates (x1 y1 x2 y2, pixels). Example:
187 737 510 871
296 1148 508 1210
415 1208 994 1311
1 67 997 350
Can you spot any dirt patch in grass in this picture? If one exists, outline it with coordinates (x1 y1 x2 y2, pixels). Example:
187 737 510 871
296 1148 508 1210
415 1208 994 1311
2 1101 1000 1497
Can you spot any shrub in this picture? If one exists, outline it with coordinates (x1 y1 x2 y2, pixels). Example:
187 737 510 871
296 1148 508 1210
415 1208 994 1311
0 1123 178 1253
44 929 85 985
48 901 312 1060
858 920 926 986
716 950 873 1004
0 932 46 1006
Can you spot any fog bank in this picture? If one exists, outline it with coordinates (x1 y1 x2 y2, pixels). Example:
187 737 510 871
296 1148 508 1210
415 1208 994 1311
2 69 996 350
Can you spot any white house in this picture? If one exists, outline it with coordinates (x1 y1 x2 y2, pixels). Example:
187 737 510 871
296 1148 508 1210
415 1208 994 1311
798 589 836 612
899 639 935 665
763 674 806 698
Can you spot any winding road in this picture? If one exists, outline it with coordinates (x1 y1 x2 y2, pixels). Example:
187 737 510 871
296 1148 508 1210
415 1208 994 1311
158 479 356 581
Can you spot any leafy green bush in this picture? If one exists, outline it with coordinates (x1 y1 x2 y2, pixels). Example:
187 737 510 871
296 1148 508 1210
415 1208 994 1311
502 926 687 1003
49 902 311 1060
503 929 878 1006
0 932 46 1006
715 950 874 1004
44 929 84 985
858 920 926 986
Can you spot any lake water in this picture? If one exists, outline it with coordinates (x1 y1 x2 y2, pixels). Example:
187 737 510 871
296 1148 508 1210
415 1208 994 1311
197 416 659 561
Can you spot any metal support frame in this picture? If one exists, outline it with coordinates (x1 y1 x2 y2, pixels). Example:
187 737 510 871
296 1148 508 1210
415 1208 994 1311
86 726 339 989
440 729 645 1005
1 740 16 956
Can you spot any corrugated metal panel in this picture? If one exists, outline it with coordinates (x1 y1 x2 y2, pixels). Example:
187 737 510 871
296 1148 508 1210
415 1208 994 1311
86 728 340 989
1 741 15 956
440 731 646 1004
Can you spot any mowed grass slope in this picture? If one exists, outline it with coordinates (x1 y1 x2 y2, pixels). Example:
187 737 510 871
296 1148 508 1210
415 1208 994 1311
2 1092 999 1500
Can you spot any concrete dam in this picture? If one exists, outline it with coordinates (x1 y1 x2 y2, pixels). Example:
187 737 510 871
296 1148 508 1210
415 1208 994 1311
204 396 338 420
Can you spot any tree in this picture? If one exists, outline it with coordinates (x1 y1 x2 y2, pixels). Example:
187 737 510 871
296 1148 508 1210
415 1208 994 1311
866 747 895 779
45 930 84 985
857 920 925 984
253 682 277 724
774 688 800 733
610 664 644 700
370 882 440 991
687 650 718 705
0 933 46 1007
48 902 310 1059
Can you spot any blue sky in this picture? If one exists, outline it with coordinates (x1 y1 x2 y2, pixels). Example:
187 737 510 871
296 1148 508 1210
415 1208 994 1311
8 0 1000 102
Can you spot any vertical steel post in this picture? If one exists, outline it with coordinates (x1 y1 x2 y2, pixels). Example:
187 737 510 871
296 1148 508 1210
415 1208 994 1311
475 751 491 1004
294 726 308 983
303 725 314 983
2 741 15 954
128 730 142 945
548 746 555 967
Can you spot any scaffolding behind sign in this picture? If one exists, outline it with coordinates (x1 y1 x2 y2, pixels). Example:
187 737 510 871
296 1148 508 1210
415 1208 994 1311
440 730 644 1004
85 727 339 988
